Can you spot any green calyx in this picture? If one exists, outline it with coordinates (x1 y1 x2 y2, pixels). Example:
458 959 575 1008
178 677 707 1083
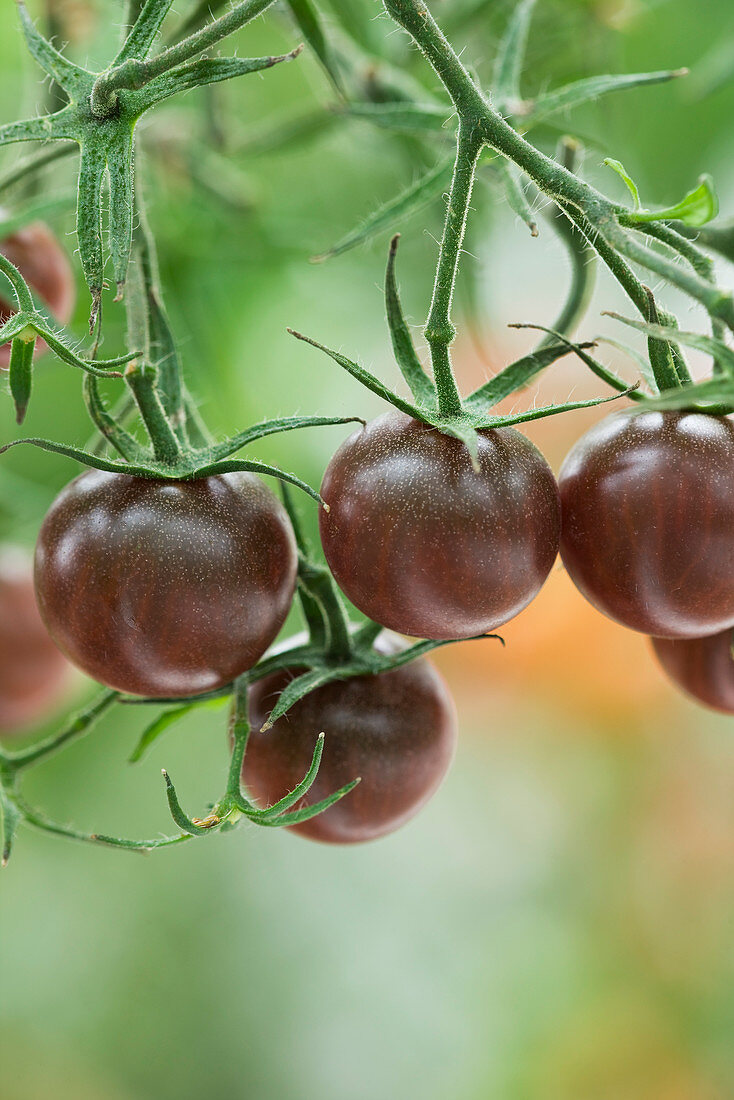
289 235 634 466
3 0 297 326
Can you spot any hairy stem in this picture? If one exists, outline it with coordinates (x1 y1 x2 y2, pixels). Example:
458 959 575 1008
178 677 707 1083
91 0 278 115
426 125 481 417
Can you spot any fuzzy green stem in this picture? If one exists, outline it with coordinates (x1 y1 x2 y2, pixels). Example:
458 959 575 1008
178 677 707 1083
125 362 182 466
426 126 481 417
382 0 734 333
91 0 278 116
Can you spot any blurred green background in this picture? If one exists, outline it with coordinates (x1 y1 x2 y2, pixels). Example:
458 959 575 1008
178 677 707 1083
1 1 734 1097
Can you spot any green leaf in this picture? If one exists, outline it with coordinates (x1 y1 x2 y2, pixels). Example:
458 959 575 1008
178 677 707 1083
640 378 734 411
493 0 536 111
248 733 325 819
16 1 89 95
465 340 598 411
384 235 436 407
609 160 720 228
202 415 364 465
604 158 641 210
285 0 344 94
626 175 719 228
114 0 175 65
527 69 687 126
260 667 340 729
8 334 35 425
107 128 136 300
129 697 227 764
496 160 538 236
287 329 426 420
312 153 455 261
603 312 734 377
478 388 635 430
344 102 453 133
256 777 359 828
142 50 303 107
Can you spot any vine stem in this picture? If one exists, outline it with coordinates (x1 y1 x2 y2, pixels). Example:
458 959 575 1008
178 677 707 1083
381 0 734 333
91 0 278 116
426 125 481 417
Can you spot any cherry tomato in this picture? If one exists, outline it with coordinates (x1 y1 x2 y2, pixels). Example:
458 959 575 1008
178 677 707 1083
559 410 734 638
319 412 561 639
0 546 70 733
652 630 734 714
244 634 457 843
34 470 297 698
0 221 76 367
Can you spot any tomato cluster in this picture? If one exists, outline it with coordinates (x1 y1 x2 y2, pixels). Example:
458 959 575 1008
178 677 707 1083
24 401 732 845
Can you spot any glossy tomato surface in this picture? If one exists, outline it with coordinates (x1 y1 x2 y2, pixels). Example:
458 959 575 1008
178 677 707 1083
0 546 70 733
34 470 297 698
652 630 734 714
559 411 734 638
0 221 76 367
244 634 458 844
319 412 561 639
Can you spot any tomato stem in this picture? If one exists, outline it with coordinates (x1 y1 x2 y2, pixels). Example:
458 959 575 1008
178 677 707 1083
425 125 481 418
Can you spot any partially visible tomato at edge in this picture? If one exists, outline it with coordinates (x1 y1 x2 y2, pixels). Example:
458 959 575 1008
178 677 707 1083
0 220 76 367
652 630 734 715
0 546 71 734
34 469 298 698
319 411 561 640
559 410 734 639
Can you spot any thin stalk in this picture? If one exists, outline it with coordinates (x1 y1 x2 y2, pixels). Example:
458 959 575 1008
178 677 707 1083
7 691 118 771
426 125 481 417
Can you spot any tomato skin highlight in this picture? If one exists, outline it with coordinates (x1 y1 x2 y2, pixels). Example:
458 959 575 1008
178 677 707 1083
34 470 298 698
0 221 76 367
244 635 458 844
319 412 561 639
559 410 734 639
0 547 70 733
652 631 734 714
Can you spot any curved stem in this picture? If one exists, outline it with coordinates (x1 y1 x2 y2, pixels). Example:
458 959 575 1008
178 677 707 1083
382 0 734 333
426 125 481 417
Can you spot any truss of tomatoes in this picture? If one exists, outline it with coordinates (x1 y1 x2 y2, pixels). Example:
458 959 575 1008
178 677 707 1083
3 218 734 851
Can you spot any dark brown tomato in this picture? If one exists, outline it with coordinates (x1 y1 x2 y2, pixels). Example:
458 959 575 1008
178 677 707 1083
652 630 734 714
34 470 297 698
559 411 734 638
319 412 561 639
244 635 458 844
0 221 76 367
0 546 71 733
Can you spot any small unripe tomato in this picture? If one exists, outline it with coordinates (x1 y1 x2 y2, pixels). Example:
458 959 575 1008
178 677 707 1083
244 634 458 844
652 630 734 714
319 412 561 639
0 546 70 733
34 470 298 698
559 410 734 638
0 220 76 367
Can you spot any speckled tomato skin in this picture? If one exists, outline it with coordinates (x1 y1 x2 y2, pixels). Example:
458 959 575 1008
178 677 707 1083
652 630 734 714
0 221 76 367
318 412 561 639
244 635 458 844
0 547 70 733
34 470 297 698
559 410 734 639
